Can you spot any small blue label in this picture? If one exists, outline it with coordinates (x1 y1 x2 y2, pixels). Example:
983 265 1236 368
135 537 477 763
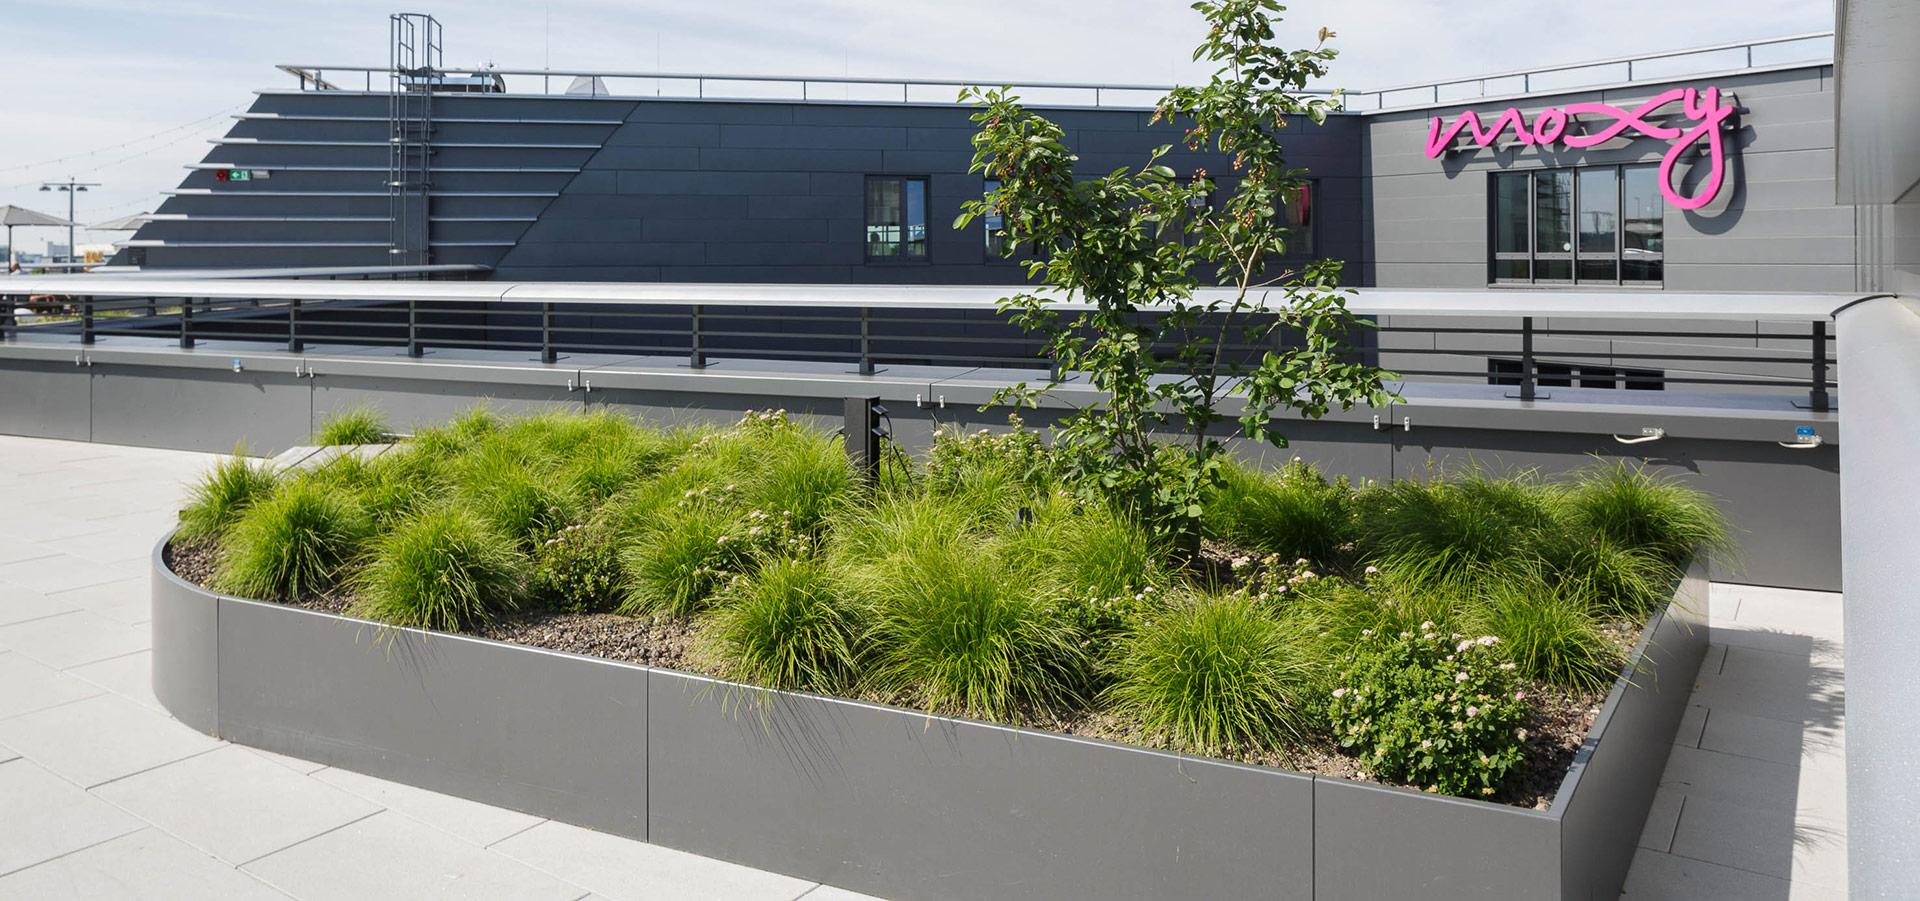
1796 426 1816 437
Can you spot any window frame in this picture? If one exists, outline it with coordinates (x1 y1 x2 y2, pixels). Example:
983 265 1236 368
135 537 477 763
864 174 932 265
1488 164 1663 288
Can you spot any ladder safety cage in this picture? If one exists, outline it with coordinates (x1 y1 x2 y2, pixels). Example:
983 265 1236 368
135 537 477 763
388 13 441 268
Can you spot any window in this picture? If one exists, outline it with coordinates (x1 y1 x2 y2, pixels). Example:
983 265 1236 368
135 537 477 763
983 179 1008 257
1280 180 1315 258
866 176 928 262
1490 165 1661 286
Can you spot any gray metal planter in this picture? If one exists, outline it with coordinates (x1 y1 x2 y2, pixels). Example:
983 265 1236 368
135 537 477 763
152 536 1707 900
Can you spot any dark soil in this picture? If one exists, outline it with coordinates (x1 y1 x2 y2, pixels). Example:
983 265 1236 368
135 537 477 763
166 538 1636 810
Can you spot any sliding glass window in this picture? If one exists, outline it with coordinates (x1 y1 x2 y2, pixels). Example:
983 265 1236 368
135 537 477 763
865 176 928 262
1490 164 1661 286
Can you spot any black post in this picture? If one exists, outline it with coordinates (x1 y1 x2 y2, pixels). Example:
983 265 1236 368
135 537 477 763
1810 319 1831 413
689 304 706 369
180 298 195 349
406 299 422 357
858 306 874 376
80 296 93 345
288 298 304 354
844 395 881 484
1518 316 1537 402
541 301 557 364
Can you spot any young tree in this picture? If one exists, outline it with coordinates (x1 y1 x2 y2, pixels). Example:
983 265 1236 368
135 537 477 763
956 0 1396 550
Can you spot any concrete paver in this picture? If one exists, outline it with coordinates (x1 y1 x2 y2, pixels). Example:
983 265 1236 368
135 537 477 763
0 434 1849 899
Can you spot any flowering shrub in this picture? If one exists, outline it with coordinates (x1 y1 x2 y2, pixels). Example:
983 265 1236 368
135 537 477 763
1328 624 1530 798
531 523 623 614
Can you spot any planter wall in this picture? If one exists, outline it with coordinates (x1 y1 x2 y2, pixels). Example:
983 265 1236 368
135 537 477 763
153 538 1707 901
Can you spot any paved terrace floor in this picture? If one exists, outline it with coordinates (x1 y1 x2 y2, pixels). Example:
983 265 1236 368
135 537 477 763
0 436 1846 900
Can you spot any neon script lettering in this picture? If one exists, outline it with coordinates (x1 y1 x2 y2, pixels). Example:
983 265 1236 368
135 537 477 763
1424 87 1736 210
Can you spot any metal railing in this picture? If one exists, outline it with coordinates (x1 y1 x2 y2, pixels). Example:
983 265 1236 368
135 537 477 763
0 286 1841 411
1348 31 1834 111
277 31 1832 113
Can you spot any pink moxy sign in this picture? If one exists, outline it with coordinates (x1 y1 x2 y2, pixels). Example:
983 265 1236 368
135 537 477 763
1423 86 1736 210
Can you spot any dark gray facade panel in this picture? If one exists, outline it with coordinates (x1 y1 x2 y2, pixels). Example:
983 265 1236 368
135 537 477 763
1313 777 1560 901
149 541 219 735
647 669 1316 901
0 359 91 442
89 364 311 454
1556 560 1710 901
214 598 651 838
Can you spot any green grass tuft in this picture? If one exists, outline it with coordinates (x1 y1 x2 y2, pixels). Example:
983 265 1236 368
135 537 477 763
1353 469 1562 577
213 480 370 599
1475 573 1622 691
313 405 390 445
450 443 579 549
1105 593 1323 755
618 505 746 617
353 508 526 631
1208 457 1353 566
1562 460 1734 565
702 557 865 691
176 450 278 542
863 543 1084 720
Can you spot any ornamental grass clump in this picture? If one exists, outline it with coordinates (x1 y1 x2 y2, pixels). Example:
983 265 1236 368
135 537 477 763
213 480 370 600
354 508 526 631
1477 575 1622 691
733 423 858 535
1329 625 1529 798
702 557 864 691
1561 460 1733 565
1353 470 1561 578
864 543 1084 721
619 505 747 617
176 449 277 542
451 444 578 549
1208 457 1353 567
1106 593 1323 756
312 405 390 446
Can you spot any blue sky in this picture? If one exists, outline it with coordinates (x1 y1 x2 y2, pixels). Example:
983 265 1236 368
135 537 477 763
0 0 1831 251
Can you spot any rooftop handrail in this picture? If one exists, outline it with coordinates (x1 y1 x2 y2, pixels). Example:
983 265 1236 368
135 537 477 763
275 30 1833 112
1347 31 1834 109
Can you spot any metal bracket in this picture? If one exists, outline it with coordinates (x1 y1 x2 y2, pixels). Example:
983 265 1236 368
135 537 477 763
914 394 947 410
567 377 592 393
74 354 92 367
1372 414 1410 432
1612 427 1665 445
294 362 316 378
1777 435 1824 449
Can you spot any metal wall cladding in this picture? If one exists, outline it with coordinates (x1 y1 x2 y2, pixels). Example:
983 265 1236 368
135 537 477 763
0 359 90 441
213 597 652 838
152 542 1705 900
1366 66 1849 292
647 670 1316 901
89 362 312 454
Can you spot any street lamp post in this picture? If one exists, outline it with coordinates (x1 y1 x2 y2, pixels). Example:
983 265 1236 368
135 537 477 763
40 178 99 263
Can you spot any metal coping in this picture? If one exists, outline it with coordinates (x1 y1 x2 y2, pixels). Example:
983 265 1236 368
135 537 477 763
0 276 1878 321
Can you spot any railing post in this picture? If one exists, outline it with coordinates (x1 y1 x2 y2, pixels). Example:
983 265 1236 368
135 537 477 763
1518 316 1537 402
288 298 304 354
180 297 195 349
689 304 706 369
541 301 556 364
1810 319 1831 413
406 299 422 357
80 296 94 346
858 307 874 376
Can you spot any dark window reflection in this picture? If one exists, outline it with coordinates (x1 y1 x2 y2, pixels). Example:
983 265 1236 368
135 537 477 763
1620 164 1664 283
865 176 928 262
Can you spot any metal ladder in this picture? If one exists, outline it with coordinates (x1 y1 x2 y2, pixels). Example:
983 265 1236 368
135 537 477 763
388 13 440 266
